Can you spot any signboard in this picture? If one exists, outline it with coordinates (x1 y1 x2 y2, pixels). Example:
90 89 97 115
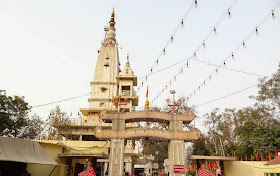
173 165 185 174
78 167 96 176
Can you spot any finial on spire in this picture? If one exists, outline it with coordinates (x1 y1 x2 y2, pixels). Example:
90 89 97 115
126 53 130 67
109 9 115 27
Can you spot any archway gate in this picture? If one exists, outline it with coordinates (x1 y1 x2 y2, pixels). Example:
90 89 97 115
96 110 201 176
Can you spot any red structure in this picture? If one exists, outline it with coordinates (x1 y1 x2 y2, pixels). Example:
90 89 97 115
166 90 182 113
112 95 128 112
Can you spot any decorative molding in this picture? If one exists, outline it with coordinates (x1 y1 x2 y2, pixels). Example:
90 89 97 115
90 82 116 85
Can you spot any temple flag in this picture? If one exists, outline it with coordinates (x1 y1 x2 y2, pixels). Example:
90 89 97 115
269 152 272 161
251 154 253 161
255 153 259 161
261 153 264 161
146 86 149 98
212 162 217 169
275 150 278 157
245 155 248 161
240 156 243 161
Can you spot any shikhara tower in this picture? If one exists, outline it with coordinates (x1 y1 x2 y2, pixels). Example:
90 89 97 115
81 9 138 122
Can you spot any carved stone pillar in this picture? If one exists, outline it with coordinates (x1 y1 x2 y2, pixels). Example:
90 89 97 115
168 119 185 176
108 118 125 176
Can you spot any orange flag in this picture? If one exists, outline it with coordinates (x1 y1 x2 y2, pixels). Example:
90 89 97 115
261 153 264 161
212 162 217 169
236 157 238 161
255 153 259 161
245 155 248 161
275 150 278 157
146 86 149 98
240 156 243 161
251 154 253 161
268 152 272 161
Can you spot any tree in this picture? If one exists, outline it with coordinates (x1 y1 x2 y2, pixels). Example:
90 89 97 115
0 90 44 139
192 136 210 156
193 64 280 159
47 106 72 139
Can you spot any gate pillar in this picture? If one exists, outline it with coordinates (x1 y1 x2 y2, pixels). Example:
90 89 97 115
168 140 186 176
168 119 186 176
108 118 125 176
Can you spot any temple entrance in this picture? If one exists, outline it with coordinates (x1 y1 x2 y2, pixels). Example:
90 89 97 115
96 110 201 176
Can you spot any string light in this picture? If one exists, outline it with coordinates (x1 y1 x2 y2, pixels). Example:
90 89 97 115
185 2 280 100
272 10 275 19
203 40 206 49
195 0 198 8
150 0 280 102
255 27 259 35
171 35 174 43
187 61 189 67
140 0 240 93
242 41 246 49
151 68 153 72
232 52 235 59
194 52 197 58
228 8 231 19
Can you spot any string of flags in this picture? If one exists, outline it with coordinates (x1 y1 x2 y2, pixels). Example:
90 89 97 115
150 2 280 105
235 150 278 162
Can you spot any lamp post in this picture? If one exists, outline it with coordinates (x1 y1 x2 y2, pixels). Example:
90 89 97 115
166 90 181 114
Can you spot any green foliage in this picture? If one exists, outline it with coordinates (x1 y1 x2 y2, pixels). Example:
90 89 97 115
141 138 168 169
0 90 43 139
187 171 196 176
192 136 210 156
194 65 280 159
47 106 72 139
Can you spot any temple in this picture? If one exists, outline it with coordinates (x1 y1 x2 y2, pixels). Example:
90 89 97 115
45 9 200 176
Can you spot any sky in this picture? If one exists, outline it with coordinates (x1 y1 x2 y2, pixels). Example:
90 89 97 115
0 0 279 133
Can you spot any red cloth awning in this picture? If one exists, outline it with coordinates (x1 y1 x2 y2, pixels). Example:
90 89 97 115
264 155 280 165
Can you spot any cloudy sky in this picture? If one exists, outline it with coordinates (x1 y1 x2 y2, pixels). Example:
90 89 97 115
1 0 279 132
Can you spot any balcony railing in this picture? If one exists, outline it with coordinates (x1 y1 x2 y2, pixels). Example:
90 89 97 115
51 117 139 128
122 90 130 96
124 145 139 154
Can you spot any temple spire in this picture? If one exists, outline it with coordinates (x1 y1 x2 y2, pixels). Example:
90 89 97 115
105 9 116 44
109 9 115 27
